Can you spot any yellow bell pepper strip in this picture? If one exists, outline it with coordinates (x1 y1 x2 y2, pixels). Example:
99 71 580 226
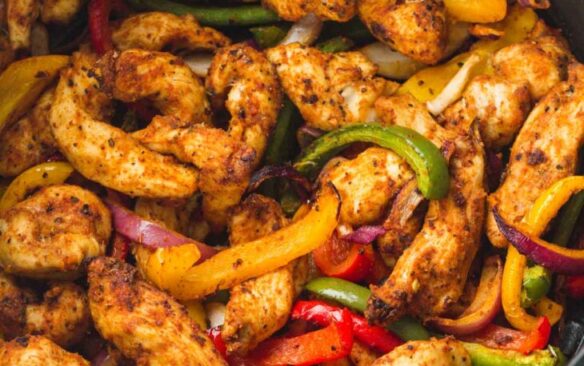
0 162 74 211
501 176 584 331
398 5 538 102
173 184 340 300
0 55 69 134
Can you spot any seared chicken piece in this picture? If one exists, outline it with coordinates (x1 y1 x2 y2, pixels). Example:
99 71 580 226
50 52 199 199
222 194 298 355
112 12 230 52
319 149 414 226
262 0 356 21
0 89 58 177
486 64 584 247
40 0 82 24
108 49 211 125
358 0 447 64
266 43 387 131
6 0 38 49
372 337 470 366
88 257 226 366
135 44 281 229
493 35 572 100
0 335 89 366
351 340 380 366
442 75 532 150
367 125 486 324
0 185 111 279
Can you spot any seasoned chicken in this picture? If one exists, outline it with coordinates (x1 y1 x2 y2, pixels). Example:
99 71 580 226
358 0 447 64
493 35 572 100
40 0 82 24
0 88 58 177
262 0 356 21
319 149 414 226
222 194 297 355
0 184 111 279
88 256 227 366
6 0 37 50
442 75 532 150
50 52 199 199
372 337 470 366
108 48 211 124
266 43 387 131
0 335 89 366
367 125 486 324
112 12 230 52
135 44 281 229
486 64 584 247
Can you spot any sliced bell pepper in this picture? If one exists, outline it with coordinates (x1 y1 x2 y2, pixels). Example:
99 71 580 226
294 123 450 200
0 162 74 211
462 317 551 355
0 55 69 134
291 300 402 354
313 233 375 282
173 184 340 300
244 307 353 365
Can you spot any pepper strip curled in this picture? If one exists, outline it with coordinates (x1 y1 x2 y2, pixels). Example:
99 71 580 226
294 124 450 200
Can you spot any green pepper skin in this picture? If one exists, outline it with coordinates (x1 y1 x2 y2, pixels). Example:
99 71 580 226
294 124 450 200
250 25 287 49
463 343 565 366
126 0 280 26
316 36 355 53
305 277 370 312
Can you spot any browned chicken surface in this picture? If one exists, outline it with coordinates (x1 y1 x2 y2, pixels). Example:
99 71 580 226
88 256 227 366
0 335 89 365
0 184 111 279
262 0 356 21
222 194 297 355
372 337 471 366
367 125 486 325
358 0 448 64
0 88 58 177
486 64 584 247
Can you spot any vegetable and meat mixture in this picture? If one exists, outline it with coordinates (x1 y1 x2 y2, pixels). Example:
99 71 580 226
0 0 582 365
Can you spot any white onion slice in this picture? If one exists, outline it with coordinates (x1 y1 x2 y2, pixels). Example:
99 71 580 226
279 13 323 46
426 53 481 116
360 42 425 80
184 53 213 77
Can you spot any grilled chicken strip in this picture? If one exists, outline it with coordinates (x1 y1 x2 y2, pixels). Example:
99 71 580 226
486 63 584 247
112 12 231 52
88 257 227 366
371 337 470 366
0 335 89 366
0 88 58 177
367 125 486 325
222 194 300 355
266 43 387 131
262 0 356 21
50 51 199 199
358 0 448 64
0 185 111 279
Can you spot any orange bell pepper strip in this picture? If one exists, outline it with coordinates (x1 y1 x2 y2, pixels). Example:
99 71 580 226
173 184 340 300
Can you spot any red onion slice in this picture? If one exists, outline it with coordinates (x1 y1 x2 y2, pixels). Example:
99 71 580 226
247 165 313 201
106 201 217 262
494 208 584 274
341 225 387 244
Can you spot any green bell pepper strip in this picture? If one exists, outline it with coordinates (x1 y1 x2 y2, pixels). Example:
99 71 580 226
304 277 430 341
294 124 450 200
521 191 584 307
250 25 287 49
462 343 565 366
316 36 354 53
125 0 280 26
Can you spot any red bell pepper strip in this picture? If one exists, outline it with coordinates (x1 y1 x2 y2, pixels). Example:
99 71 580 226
88 0 113 55
312 233 375 282
566 275 584 299
242 307 353 366
207 326 227 359
461 317 551 355
291 300 402 354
